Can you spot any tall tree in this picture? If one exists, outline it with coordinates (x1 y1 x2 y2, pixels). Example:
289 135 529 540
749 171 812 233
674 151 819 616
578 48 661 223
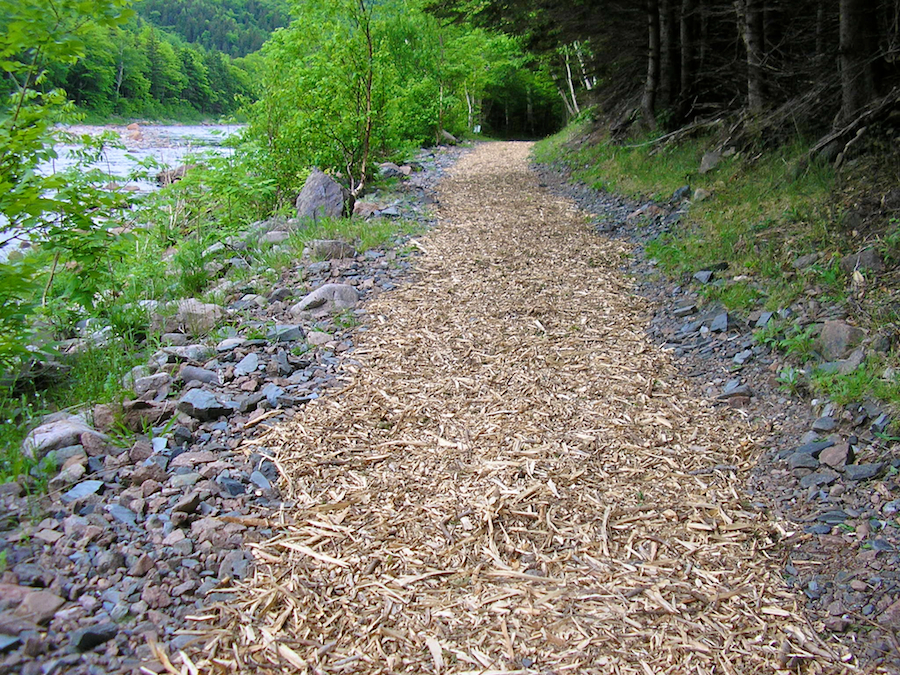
839 0 877 121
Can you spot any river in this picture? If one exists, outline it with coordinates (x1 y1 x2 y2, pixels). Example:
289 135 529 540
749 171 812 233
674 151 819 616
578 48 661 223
47 123 243 191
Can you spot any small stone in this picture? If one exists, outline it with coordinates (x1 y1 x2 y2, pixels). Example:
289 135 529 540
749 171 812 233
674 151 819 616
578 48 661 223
133 373 171 397
173 492 202 514
217 477 245 497
70 622 118 651
177 389 236 421
824 616 850 632
818 320 865 361
819 443 852 468
817 510 848 524
812 416 836 432
233 353 260 377
799 470 838 488
129 554 155 577
788 452 819 470
693 270 713 284
94 550 125 574
844 463 884 482
793 439 835 457
14 591 65 625
61 480 104 503
107 504 137 527
249 471 271 491
709 312 730 332
179 365 220 385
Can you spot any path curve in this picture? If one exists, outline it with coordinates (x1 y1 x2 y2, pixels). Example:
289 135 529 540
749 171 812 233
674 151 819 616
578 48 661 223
194 143 848 674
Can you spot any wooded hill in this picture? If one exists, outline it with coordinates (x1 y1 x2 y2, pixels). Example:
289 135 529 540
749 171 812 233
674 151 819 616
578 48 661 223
134 0 290 57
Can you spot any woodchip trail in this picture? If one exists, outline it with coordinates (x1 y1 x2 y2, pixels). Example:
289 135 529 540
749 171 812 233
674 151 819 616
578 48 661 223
184 142 853 674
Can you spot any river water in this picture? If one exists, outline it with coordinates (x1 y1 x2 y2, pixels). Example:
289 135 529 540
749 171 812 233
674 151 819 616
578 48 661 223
0 124 243 261
46 123 243 191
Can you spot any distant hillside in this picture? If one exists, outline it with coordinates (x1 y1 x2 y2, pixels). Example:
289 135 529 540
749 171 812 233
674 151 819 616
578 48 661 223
135 0 289 56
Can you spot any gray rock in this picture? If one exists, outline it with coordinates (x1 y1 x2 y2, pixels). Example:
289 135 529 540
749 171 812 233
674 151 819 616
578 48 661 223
71 622 118 652
755 311 774 328
233 353 260 377
261 383 285 407
817 510 848 524
61 480 104 503
132 373 171 397
217 476 245 496
218 551 250 580
788 453 819 469
378 162 405 178
672 303 696 317
794 439 834 457
262 230 290 245
819 443 853 468
719 380 752 399
177 390 236 421
295 169 352 221
818 320 865 361
267 325 306 342
699 151 721 174
799 470 839 488
709 312 730 333
840 248 884 276
291 284 359 315
733 349 753 365
250 471 271 491
812 416 836 432
844 463 884 482
179 365 220 386
692 188 711 202
216 337 246 352
107 504 137 527
693 270 714 284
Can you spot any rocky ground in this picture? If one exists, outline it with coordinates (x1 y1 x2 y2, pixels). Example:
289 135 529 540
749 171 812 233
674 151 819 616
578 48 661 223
535 160 900 670
0 146 467 675
4 138 900 672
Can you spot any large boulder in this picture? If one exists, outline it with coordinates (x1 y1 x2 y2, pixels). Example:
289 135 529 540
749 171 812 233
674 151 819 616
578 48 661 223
291 284 359 317
174 299 224 336
295 169 353 222
22 415 93 461
818 320 865 361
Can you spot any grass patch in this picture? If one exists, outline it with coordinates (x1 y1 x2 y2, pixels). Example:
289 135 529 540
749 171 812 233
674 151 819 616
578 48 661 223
535 116 900 408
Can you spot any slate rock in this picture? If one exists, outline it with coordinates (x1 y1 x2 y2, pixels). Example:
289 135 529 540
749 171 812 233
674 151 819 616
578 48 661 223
177 390 236 421
216 337 246 352
812 416 836 432
217 477 245 497
132 373 171 397
250 471 271 491
61 480 104 504
799 470 839 488
794 439 835 457
844 463 884 482
693 270 714 284
788 452 819 470
671 185 691 202
699 151 721 174
162 345 215 363
791 253 820 270
233 353 259 377
308 239 358 259
817 510 848 524
70 622 118 652
295 169 352 221
179 365 220 386
267 325 306 342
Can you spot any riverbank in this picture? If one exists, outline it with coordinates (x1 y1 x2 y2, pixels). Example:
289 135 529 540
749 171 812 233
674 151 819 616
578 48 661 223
0 145 467 674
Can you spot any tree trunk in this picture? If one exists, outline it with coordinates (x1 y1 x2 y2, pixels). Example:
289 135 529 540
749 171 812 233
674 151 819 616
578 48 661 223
735 0 765 113
563 46 581 116
641 0 661 129
659 0 679 110
353 0 374 197
680 0 697 117
840 0 877 121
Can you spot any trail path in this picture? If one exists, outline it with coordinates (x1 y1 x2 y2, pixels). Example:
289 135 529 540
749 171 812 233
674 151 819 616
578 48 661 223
195 143 847 673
